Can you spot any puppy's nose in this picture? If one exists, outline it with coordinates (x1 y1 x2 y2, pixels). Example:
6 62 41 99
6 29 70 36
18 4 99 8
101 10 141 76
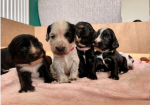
56 47 65 52
93 41 98 45
34 51 40 57
128 66 133 70
75 41 79 44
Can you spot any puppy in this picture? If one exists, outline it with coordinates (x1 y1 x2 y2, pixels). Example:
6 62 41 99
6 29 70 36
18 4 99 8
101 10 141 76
75 22 97 80
8 34 56 93
119 52 134 70
94 28 128 80
95 51 109 72
46 20 79 83
1 48 15 75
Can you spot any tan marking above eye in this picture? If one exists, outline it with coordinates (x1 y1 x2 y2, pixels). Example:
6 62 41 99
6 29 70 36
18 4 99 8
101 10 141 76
30 41 38 54
78 25 84 28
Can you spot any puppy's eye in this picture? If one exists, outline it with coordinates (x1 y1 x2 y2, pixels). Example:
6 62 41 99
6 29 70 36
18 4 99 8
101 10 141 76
66 33 71 38
20 47 27 51
104 36 109 39
50 35 55 39
132 60 134 63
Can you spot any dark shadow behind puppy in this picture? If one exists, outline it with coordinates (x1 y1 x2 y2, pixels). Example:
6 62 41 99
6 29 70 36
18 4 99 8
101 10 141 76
8 34 56 93
94 28 128 80
75 22 97 80
1 48 15 75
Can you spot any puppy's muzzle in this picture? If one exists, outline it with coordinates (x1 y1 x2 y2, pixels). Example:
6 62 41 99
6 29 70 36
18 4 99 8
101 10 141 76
128 66 133 70
56 47 65 52
93 41 98 46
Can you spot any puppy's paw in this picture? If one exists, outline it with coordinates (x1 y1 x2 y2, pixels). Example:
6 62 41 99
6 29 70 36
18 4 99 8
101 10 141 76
68 77 77 81
19 86 35 93
108 75 119 80
44 78 57 83
59 78 71 83
79 73 87 78
119 71 126 75
87 74 98 80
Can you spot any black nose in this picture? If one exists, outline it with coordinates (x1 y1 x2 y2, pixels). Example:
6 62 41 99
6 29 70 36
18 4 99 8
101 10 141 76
128 66 133 70
56 47 65 52
93 41 98 45
75 41 79 44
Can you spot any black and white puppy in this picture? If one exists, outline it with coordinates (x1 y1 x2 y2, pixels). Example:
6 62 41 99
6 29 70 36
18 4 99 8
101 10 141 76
95 51 109 72
119 52 134 70
46 21 79 83
94 28 128 80
8 34 56 93
75 22 97 80
1 48 15 75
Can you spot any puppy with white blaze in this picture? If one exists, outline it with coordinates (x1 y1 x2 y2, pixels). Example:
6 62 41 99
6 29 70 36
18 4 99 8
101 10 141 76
8 34 56 93
46 20 79 83
94 28 129 80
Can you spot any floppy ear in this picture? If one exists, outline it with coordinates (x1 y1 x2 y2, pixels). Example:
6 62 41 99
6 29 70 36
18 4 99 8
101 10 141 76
46 25 52 42
8 43 15 60
109 28 119 49
68 23 76 43
112 39 119 49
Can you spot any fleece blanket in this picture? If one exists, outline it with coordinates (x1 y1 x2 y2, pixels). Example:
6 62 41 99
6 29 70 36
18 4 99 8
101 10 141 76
1 59 150 105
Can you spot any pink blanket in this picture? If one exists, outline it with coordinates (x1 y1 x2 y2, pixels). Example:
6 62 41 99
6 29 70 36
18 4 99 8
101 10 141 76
1 59 149 105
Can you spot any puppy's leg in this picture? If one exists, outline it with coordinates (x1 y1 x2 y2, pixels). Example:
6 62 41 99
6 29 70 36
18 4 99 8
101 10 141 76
107 59 119 80
17 70 35 93
53 63 70 83
86 55 97 80
78 61 87 78
119 57 129 74
69 61 79 81
38 65 57 83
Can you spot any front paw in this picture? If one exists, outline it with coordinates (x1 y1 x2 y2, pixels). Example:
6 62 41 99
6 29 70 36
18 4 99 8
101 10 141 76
68 77 77 81
79 73 87 78
59 77 71 83
87 74 98 80
19 85 35 93
108 75 119 80
44 78 57 83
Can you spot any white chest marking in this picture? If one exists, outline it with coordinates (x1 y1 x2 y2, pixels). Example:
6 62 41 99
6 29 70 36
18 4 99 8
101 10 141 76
18 62 43 78
97 54 108 68
83 55 86 64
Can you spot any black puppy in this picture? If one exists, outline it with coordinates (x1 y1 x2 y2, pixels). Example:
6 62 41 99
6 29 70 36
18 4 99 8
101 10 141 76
75 22 97 80
8 34 56 93
1 48 15 75
94 28 128 80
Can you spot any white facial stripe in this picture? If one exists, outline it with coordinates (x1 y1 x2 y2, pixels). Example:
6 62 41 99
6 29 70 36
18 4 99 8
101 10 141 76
95 28 107 42
30 41 37 54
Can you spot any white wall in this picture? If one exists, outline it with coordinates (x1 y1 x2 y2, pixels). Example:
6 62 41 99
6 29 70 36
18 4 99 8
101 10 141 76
121 0 149 22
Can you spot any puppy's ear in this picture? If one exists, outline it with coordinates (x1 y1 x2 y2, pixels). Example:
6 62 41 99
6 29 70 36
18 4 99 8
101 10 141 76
46 24 52 42
8 43 15 60
109 28 119 49
112 39 119 49
68 23 76 43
